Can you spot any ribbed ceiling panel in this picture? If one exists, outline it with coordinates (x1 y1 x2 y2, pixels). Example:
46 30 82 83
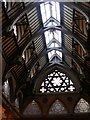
33 35 45 55
62 4 73 31
27 6 42 35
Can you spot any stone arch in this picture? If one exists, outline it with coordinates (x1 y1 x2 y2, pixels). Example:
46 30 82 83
34 64 81 93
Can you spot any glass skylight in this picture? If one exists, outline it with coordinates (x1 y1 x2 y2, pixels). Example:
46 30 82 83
40 1 60 26
44 30 61 45
40 2 62 62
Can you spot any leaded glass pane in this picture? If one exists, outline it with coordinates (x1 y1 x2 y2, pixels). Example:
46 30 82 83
39 69 76 93
23 100 41 115
74 98 90 113
49 100 67 114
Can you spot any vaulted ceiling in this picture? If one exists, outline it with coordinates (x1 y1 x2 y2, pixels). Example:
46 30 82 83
1 1 90 120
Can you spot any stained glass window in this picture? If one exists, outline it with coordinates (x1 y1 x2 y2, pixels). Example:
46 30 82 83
74 98 90 113
49 100 67 114
23 100 41 115
39 69 76 93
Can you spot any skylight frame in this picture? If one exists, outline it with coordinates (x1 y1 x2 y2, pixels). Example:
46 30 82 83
40 2 60 25
40 2 62 62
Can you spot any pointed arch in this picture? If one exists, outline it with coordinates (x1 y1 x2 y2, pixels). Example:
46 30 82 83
74 98 90 113
39 69 76 93
23 100 42 115
49 99 67 114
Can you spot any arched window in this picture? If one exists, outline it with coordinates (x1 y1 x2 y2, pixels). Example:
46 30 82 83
49 99 67 114
23 100 41 115
40 69 76 93
3 80 10 100
74 98 90 113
